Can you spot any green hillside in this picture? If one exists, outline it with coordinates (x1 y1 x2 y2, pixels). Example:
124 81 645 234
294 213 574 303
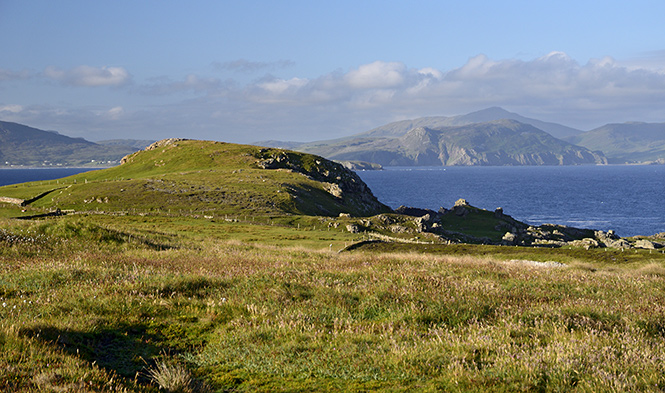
0 138 390 218
0 120 142 166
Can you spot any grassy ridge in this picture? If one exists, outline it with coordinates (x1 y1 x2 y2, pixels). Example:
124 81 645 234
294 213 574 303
0 139 390 218
2 214 665 391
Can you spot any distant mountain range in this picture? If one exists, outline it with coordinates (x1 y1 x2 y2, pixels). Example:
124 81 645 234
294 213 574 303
566 122 665 164
290 119 606 166
259 107 665 166
4 106 665 167
0 120 153 167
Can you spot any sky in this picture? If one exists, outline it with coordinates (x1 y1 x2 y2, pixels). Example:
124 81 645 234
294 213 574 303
1 0 665 143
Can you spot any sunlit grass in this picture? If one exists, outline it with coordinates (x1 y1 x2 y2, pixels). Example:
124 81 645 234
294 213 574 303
2 216 665 391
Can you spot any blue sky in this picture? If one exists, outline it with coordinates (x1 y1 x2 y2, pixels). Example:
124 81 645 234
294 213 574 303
1 1 665 142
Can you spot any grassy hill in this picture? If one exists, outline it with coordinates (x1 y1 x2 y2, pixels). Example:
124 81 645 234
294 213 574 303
0 138 390 218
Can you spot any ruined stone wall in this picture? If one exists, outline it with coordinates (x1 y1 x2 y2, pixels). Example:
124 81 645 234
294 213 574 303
0 196 25 205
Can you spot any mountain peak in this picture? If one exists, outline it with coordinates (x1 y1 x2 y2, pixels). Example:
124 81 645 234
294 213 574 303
445 108 581 139
465 106 514 118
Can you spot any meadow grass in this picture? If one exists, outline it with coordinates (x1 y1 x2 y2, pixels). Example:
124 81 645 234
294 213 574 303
2 214 665 391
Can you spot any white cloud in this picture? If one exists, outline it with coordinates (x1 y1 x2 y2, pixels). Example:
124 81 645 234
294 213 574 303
258 77 309 95
0 104 23 113
103 106 124 120
44 65 131 87
344 61 406 89
450 54 499 79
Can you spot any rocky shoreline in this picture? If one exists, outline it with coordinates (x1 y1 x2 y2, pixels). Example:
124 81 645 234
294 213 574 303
381 199 664 249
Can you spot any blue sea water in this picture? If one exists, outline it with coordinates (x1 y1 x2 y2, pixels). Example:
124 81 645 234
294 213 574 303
357 165 665 237
1 166 663 237
0 168 98 187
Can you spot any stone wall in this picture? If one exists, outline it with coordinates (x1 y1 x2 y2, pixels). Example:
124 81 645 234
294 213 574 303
0 196 25 205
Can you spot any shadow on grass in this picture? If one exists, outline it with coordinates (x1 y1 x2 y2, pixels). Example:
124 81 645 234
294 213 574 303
20 322 167 382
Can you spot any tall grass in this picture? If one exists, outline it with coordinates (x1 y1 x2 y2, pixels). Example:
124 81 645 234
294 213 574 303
2 216 665 391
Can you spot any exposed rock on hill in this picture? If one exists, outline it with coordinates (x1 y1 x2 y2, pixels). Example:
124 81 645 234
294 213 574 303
253 147 390 216
335 161 383 171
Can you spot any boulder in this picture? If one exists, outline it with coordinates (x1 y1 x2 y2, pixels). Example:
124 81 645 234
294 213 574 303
327 183 343 198
390 224 410 234
603 238 632 249
450 199 471 217
595 230 620 241
414 214 433 233
502 232 517 245
346 224 360 233
570 238 600 250
634 239 657 249
376 214 395 225
454 198 469 207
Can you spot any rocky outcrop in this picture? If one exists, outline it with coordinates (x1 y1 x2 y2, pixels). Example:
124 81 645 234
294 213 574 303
254 148 391 216
501 232 518 245
335 160 383 171
144 138 188 151
383 200 660 249
121 138 189 164
634 239 661 249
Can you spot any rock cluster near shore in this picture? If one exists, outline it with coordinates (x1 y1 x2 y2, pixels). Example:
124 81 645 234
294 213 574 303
393 201 664 249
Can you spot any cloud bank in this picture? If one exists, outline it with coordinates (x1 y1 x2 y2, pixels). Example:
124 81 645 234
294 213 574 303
2 52 665 142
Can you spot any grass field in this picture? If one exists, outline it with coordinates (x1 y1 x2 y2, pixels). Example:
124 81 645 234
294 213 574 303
2 212 665 392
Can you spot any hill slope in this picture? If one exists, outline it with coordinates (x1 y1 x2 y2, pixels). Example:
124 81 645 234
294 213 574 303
0 120 143 166
301 120 606 166
0 139 390 217
567 122 665 164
